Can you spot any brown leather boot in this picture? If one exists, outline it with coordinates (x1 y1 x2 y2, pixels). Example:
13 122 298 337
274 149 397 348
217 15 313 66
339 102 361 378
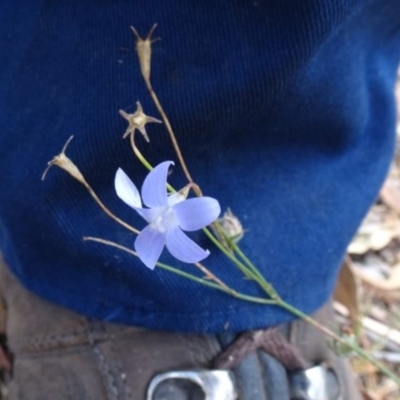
0 258 361 400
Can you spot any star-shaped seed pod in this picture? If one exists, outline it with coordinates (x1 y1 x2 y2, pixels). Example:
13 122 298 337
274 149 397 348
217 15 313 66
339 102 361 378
119 101 162 142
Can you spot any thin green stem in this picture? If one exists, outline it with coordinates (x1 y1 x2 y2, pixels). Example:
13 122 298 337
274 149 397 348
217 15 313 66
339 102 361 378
203 227 280 300
83 236 276 305
202 227 254 279
129 133 175 193
213 227 400 385
158 262 276 304
77 25 400 388
129 133 153 172
229 239 263 278
278 300 400 386
227 236 280 300
214 222 273 284
223 233 400 386
126 135 268 294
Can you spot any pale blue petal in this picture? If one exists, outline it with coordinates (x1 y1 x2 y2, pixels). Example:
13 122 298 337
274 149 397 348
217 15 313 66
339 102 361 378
167 192 186 207
141 161 173 208
133 206 164 224
166 226 210 263
115 168 142 208
134 225 166 270
172 197 221 231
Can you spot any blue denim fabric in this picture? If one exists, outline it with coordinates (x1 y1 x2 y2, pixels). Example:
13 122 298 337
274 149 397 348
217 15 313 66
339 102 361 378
0 0 399 332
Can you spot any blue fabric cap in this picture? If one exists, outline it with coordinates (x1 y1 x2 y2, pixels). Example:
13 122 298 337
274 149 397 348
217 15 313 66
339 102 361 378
0 0 400 332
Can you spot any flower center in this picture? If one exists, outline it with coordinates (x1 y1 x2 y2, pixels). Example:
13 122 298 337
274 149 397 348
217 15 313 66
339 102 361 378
151 207 177 233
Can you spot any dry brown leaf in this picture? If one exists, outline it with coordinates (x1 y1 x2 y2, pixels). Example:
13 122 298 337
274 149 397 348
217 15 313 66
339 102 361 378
348 204 400 255
349 227 394 255
379 245 399 266
363 317 400 347
361 389 380 400
351 358 378 376
334 257 360 326
368 306 388 323
373 290 400 302
370 232 395 252
352 264 400 291
334 302 400 347
380 178 400 215
374 378 399 399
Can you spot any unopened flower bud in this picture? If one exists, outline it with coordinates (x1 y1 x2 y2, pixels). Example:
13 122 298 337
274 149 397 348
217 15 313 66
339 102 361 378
178 185 190 200
218 208 245 243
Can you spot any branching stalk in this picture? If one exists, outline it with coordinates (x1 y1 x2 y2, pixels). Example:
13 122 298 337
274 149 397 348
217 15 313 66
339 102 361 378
131 26 195 187
42 136 140 235
84 235 229 291
202 227 280 300
82 181 140 234
84 236 276 305
279 300 400 386
121 24 400 388
144 80 195 186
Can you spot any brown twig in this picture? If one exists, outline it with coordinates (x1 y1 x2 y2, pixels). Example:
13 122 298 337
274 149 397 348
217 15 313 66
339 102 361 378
43 136 140 235
84 236 230 290
131 25 195 185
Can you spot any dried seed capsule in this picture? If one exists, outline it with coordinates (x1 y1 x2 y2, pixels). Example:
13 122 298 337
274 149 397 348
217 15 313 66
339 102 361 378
119 101 161 142
42 136 87 185
131 24 159 82
218 208 244 243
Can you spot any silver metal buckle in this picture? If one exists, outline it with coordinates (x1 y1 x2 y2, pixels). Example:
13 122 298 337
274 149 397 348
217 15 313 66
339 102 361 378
147 369 238 400
303 365 342 400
